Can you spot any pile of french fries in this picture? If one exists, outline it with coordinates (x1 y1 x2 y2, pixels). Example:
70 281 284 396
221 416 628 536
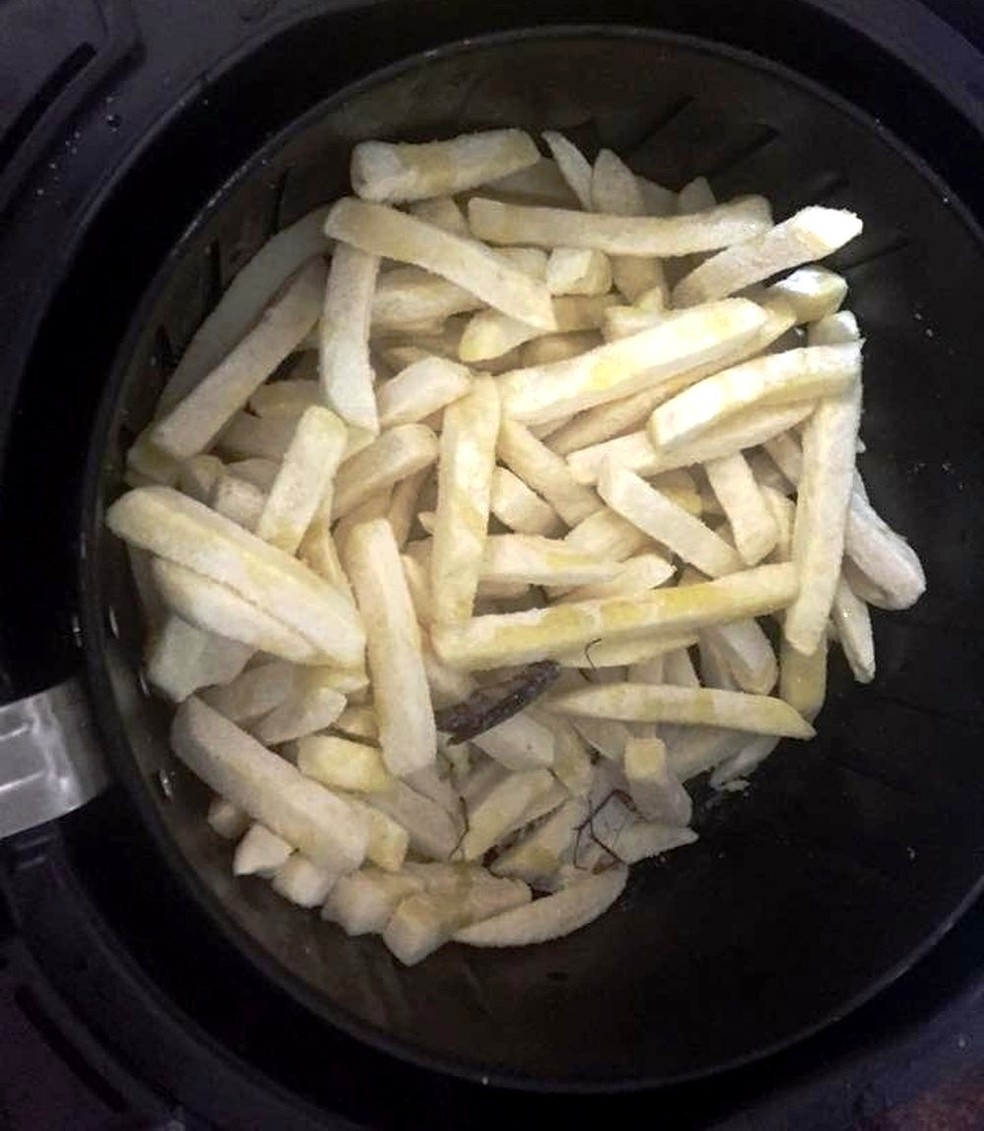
108 127 926 966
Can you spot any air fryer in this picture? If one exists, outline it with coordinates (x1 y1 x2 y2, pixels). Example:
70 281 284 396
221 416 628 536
2 1 983 1127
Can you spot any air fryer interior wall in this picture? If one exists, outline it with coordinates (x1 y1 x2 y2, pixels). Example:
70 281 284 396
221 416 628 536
78 29 984 1088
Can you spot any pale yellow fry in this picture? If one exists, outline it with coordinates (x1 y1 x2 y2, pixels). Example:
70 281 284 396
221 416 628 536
624 736 693 826
408 196 469 236
808 310 860 347
325 198 556 330
602 304 665 341
377 357 471 428
216 412 296 462
831 573 875 683
431 562 798 669
430 377 500 623
468 195 773 256
598 463 743 578
498 418 601 526
471 712 557 772
145 617 252 703
665 725 747 781
558 552 675 602
556 632 696 669
763 486 796 562
546 248 612 296
364 780 460 862
255 406 347 554
151 260 325 460
497 298 767 425
343 519 436 776
549 682 814 739
351 129 539 204
480 533 619 587
673 207 863 307
489 466 564 537
171 698 367 873
252 683 347 746
296 735 392 793
704 450 779 565
702 619 778 695
461 769 556 860
177 454 225 502
779 633 828 721
459 294 616 364
650 344 859 451
387 467 430 549
271 856 338 908
319 243 380 434
563 507 652 560
207 796 250 841
332 424 438 519
371 267 481 330
201 659 294 724
591 148 644 214
784 376 862 655
210 474 265 531
401 553 433 625
225 458 280 492
454 866 627 947
520 331 600 367
249 378 319 419
492 796 590 888
767 266 847 323
542 130 594 209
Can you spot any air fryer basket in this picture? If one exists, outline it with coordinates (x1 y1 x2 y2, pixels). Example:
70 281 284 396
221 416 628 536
81 29 984 1087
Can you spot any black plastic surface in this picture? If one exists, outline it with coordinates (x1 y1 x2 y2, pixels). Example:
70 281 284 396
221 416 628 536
76 29 984 1087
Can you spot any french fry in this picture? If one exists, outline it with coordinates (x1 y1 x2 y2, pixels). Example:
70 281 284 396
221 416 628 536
701 619 778 695
597 463 743 578
830 573 875 683
319 247 383 432
779 632 828 721
342 519 436 776
202 658 294 724
649 344 860 451
471 712 557 772
624 736 693 825
490 467 564 537
225 458 280 492
590 147 644 214
549 682 814 739
766 265 847 323
498 419 601 526
172 698 368 873
664 646 701 688
458 294 615 364
431 377 500 622
324 198 556 330
365 780 460 861
704 451 779 565
663 724 746 781
401 552 433 624
331 424 438 519
468 195 773 256
150 557 324 664
519 331 600 367
558 552 675 602
210 474 265 531
542 130 594 209
377 357 471 428
498 298 767 425
323 869 423 935
249 379 320 419
784 373 862 655
556 633 695 669
207 795 249 840
404 766 460 816
216 413 296 463
371 267 482 330
252 682 347 746
602 304 664 342
386 467 430 550
453 866 627 947
351 129 539 203
482 158 578 207
763 486 797 562
296 734 392 793
546 248 613 296
151 260 326 460
480 533 619 587
331 704 379 742
673 207 863 307
408 196 470 236
145 617 252 702
255 406 347 554
178 454 224 502
384 875 531 964
492 796 590 889
431 562 798 669
234 824 293 877
462 768 558 860
110 487 364 665
845 489 926 610
272 855 338 908
333 488 393 559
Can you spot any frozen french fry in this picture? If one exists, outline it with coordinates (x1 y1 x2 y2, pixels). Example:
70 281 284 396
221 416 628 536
779 633 828 721
468 195 773 256
558 552 675 602
597 463 743 578
371 267 482 330
252 682 346 746
150 557 324 664
673 207 863 307
461 768 558 860
332 704 378 743
323 869 423 935
377 357 471 428
172 698 368 873
549 682 814 739
234 824 293 877
145 616 252 702
351 129 539 203
482 158 578 207
490 467 564 537
546 248 612 295
296 734 392 793
831 573 875 683
210 473 265 531
704 451 779 565
207 796 249 840
845 487 926 611
325 198 556 330
556 633 695 669
520 330 600 367
458 294 615 364
766 265 847 323
386 467 431 550
563 507 651 560
151 260 325 460
365 780 460 862
332 424 438 519
431 377 500 623
319 242 380 435
602 304 664 342
345 798 410 873
408 196 470 236
470 711 556 772
492 796 590 889
255 406 347 554
498 298 767 425
701 619 778 695
178 454 224 503
343 518 436 776
202 658 294 724
480 533 619 587
272 855 337 908
664 646 701 688
542 130 594 209
431 562 798 669
225 457 280 492
217 413 297 462
454 866 627 947
650 344 860 452
498 419 601 526
624 736 693 825
249 379 320 419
